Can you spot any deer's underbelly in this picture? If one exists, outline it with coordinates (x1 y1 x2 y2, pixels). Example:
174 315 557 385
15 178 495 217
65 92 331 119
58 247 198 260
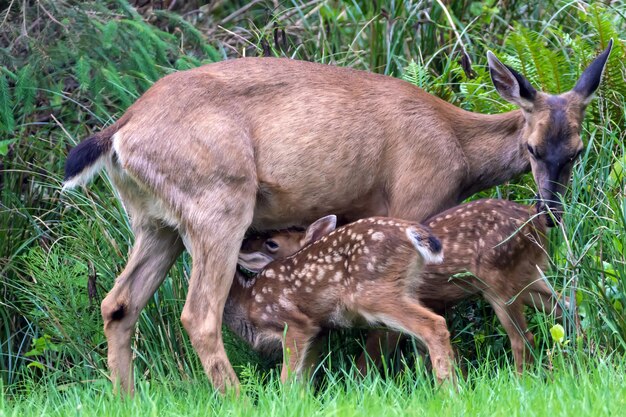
251 180 389 230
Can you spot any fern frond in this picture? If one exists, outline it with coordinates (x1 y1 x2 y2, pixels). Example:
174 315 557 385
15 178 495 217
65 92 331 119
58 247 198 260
74 57 91 92
15 64 35 118
0 72 15 133
402 60 431 89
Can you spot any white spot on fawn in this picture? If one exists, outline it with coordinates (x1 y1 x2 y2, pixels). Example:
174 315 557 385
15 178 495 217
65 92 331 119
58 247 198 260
372 232 385 241
279 295 295 311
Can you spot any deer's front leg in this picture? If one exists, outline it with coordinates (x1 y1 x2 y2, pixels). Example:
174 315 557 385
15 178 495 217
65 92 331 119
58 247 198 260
280 323 320 382
486 292 534 373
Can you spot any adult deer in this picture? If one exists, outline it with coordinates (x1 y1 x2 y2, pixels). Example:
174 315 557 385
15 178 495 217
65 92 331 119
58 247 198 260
63 41 612 393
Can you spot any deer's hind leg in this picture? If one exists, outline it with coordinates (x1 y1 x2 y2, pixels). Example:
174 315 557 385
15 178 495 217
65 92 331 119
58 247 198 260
360 297 455 384
101 221 184 395
114 117 258 393
357 330 404 376
180 209 254 393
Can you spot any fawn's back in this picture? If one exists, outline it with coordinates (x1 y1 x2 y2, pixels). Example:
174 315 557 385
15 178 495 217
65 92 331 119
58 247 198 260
238 218 441 329
246 199 549 313
416 199 548 311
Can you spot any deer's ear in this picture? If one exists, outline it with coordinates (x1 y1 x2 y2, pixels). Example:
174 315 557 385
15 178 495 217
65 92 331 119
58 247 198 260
573 39 613 106
487 51 536 111
238 251 274 273
302 215 337 246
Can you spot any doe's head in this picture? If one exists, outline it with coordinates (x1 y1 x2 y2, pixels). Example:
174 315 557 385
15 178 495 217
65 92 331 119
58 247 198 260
487 40 613 225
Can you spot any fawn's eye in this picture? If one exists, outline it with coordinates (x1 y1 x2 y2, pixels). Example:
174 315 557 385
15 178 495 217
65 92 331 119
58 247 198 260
265 239 279 253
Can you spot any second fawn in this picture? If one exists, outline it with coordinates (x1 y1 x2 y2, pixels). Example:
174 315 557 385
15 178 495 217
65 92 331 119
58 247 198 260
224 216 454 383
246 199 567 373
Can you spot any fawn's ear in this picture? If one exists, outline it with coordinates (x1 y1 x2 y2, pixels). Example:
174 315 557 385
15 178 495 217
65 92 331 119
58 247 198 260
302 215 337 246
238 251 274 273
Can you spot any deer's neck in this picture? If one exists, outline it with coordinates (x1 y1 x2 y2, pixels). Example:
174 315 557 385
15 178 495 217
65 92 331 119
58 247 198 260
453 109 530 200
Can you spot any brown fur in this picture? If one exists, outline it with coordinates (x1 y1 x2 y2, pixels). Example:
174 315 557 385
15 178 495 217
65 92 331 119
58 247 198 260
228 217 453 383
252 199 567 374
64 45 609 393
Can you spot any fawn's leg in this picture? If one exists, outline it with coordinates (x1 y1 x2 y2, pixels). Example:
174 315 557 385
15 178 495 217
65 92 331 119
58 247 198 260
280 323 320 382
357 330 403 375
524 279 568 317
360 297 455 384
486 292 534 373
101 222 183 395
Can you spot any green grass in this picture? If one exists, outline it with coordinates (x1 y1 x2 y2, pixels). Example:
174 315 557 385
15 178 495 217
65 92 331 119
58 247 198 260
3 354 626 417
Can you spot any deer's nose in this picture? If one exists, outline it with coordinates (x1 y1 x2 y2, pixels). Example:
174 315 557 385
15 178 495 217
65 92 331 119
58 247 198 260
535 196 561 228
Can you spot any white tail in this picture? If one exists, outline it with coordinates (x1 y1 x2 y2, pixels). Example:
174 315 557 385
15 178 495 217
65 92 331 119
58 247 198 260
406 226 444 265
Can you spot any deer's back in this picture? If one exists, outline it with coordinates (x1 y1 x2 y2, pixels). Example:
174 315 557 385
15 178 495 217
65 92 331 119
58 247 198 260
111 58 468 230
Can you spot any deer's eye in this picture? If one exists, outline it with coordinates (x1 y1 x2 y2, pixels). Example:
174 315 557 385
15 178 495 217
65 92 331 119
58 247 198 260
264 239 279 253
570 149 583 162
527 144 539 159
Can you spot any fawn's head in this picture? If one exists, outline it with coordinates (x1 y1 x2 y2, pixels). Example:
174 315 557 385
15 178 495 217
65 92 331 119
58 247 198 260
238 215 337 273
487 40 613 225
242 215 337 259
